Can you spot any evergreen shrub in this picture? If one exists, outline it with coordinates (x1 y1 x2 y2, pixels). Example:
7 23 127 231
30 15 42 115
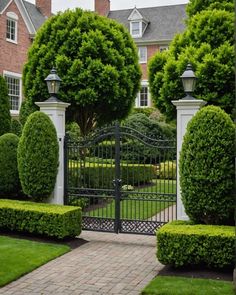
0 133 20 197
0 199 82 239
179 106 235 225
157 221 234 269
11 119 22 136
0 76 11 136
17 111 59 201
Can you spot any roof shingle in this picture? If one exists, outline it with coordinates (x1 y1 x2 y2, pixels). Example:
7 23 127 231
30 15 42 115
0 0 11 13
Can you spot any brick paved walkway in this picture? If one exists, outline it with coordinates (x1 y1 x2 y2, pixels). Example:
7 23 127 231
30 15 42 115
0 231 164 295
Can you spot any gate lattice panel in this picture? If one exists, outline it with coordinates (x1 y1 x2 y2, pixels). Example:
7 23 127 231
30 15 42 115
64 122 176 235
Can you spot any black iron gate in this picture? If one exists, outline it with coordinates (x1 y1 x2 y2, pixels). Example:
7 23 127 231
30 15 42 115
64 122 176 235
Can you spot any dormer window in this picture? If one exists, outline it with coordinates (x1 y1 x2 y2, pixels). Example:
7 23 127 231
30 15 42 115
131 21 141 37
128 8 149 38
6 12 18 43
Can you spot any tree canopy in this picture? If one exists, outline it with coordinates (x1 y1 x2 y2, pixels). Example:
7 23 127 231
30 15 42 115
22 9 141 136
148 0 234 121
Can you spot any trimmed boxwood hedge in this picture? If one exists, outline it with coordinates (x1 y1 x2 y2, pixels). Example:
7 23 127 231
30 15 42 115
0 199 82 239
157 221 234 269
156 161 176 180
69 162 155 188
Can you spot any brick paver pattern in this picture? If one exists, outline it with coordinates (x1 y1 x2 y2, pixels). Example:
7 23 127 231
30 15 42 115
0 231 164 295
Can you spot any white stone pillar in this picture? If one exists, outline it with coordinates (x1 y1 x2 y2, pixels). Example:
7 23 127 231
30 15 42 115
36 98 70 204
172 99 206 220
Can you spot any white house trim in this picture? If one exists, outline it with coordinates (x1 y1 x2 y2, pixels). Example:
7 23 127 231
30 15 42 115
15 0 37 35
6 12 18 43
3 70 22 116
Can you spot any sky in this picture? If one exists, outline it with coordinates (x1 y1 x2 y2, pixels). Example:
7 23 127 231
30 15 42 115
27 0 189 13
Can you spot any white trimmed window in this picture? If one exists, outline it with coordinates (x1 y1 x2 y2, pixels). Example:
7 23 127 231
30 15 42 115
138 46 147 63
6 12 18 43
135 82 150 108
4 71 22 114
130 21 141 37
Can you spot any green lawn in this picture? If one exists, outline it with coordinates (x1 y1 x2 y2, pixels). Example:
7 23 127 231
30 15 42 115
0 235 70 287
141 276 235 295
84 179 176 220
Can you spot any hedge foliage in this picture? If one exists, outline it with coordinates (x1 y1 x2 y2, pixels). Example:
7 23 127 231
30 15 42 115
0 75 11 136
11 119 22 137
69 162 155 189
92 140 175 165
0 199 82 239
157 221 235 269
157 161 176 180
17 112 59 201
0 133 20 197
179 106 235 225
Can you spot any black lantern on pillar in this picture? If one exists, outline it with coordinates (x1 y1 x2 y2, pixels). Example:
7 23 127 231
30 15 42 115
180 63 197 99
45 67 62 99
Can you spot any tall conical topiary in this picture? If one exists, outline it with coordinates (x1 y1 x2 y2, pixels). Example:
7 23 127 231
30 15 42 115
0 75 11 136
0 133 20 197
17 111 59 201
179 106 235 225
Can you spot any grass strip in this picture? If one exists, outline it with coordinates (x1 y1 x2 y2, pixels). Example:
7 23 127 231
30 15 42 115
0 235 70 287
141 276 234 295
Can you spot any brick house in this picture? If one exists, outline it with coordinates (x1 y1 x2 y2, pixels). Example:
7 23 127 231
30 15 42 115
95 0 186 108
0 0 51 117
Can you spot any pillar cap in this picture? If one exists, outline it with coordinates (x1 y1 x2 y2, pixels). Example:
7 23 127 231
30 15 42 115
35 98 70 109
172 99 206 108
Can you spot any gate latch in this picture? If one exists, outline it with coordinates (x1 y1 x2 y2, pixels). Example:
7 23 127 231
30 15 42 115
112 179 122 187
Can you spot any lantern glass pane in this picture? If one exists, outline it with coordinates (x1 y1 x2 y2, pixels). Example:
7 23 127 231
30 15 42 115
182 77 196 93
47 80 60 94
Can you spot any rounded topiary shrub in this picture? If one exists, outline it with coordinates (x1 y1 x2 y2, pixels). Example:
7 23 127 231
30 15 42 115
17 111 59 201
0 133 20 197
179 106 235 225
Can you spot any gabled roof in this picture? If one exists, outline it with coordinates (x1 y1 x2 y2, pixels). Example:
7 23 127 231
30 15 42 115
0 0 46 33
108 4 187 43
23 0 46 30
128 7 149 23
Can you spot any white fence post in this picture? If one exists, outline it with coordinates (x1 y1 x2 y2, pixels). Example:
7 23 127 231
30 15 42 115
36 98 70 204
172 99 206 220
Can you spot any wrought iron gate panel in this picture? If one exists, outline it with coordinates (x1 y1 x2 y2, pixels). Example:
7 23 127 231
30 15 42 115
64 122 176 235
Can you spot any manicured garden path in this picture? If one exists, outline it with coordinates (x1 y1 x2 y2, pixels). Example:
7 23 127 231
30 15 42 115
0 231 162 295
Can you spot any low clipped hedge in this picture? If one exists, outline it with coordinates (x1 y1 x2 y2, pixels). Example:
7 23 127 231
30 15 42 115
0 199 82 239
156 161 176 180
69 162 155 188
157 221 234 269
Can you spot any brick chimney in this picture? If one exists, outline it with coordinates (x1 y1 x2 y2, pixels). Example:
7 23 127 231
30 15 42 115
95 0 110 16
36 0 52 18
